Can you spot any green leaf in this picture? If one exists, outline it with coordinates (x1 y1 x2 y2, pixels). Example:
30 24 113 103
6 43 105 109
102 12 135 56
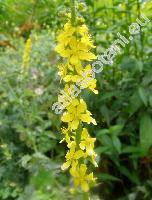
109 125 123 136
20 155 31 168
122 146 141 154
140 113 152 154
118 165 139 184
98 173 121 182
100 105 110 126
98 135 113 148
149 96 152 107
138 87 148 106
112 135 122 154
96 129 109 138
129 91 143 115
95 146 109 154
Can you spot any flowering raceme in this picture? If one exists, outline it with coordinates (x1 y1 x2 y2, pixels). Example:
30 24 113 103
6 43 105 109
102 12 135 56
55 16 98 192
22 37 32 70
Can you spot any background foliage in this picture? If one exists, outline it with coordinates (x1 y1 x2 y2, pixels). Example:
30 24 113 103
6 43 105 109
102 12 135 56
0 0 152 199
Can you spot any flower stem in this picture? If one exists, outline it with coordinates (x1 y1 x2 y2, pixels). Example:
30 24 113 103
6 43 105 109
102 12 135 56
83 192 90 200
76 123 82 148
71 0 76 26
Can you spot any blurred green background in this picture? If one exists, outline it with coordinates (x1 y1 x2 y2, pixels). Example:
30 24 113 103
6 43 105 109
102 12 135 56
0 0 152 199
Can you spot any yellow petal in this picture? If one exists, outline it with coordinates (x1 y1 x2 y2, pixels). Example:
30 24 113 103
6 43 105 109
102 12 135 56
79 52 97 61
80 114 92 123
80 164 87 175
63 75 73 82
75 150 84 159
70 119 79 130
81 181 89 192
61 161 71 170
79 141 85 150
61 113 72 122
70 55 79 65
86 172 94 181
77 100 86 113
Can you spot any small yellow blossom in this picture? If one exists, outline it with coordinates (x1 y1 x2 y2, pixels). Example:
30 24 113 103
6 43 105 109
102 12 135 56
80 128 96 156
61 142 84 170
55 21 96 66
60 128 75 148
70 164 95 192
61 99 96 130
63 65 98 94
80 128 98 167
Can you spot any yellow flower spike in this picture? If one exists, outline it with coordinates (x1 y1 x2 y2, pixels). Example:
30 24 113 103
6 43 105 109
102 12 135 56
55 8 98 192
22 37 32 70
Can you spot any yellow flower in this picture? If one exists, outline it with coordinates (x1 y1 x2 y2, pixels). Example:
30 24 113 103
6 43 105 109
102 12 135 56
80 128 95 155
58 64 68 79
61 99 96 130
78 65 98 94
61 142 84 170
55 22 96 65
58 63 77 81
58 84 76 109
68 38 96 65
70 164 95 192
64 64 98 94
80 128 98 167
78 24 96 48
60 128 75 148
55 44 70 58
57 22 76 46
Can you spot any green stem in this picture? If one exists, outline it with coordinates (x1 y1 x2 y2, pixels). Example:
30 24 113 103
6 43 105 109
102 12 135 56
71 0 76 26
76 123 82 148
83 192 90 200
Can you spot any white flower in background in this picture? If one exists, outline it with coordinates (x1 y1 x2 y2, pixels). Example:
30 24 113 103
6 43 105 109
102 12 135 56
35 86 44 96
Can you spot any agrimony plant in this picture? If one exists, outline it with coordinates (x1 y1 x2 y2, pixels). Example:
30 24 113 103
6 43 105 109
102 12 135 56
55 0 98 194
